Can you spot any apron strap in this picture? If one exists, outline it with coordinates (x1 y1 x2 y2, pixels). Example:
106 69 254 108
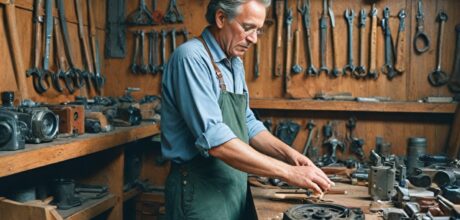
197 36 227 91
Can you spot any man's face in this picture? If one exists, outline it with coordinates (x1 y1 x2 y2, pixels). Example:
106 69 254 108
218 1 266 57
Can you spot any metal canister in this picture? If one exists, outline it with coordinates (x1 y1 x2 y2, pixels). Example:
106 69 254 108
406 137 427 176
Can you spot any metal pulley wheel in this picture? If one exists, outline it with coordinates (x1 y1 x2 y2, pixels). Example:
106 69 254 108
283 204 365 220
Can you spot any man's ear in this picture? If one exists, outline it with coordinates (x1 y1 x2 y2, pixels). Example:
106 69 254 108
215 9 226 29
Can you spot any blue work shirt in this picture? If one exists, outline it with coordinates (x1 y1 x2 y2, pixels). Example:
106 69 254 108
161 28 267 163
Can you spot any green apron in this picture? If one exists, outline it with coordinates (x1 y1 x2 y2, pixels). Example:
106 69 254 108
164 37 256 220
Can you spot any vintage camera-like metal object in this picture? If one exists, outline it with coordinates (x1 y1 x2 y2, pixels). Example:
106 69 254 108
16 106 59 144
0 110 27 151
48 105 85 135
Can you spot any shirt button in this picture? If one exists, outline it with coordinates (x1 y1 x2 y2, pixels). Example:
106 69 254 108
183 180 187 185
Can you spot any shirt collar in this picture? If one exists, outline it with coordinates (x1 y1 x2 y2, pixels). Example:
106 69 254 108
201 27 228 64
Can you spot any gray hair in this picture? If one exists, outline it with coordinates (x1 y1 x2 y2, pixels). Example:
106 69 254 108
205 0 271 25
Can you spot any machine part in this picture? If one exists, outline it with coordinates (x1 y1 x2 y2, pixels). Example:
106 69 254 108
57 0 84 90
283 204 365 220
355 9 367 78
328 0 340 77
396 164 407 187
408 173 432 188
115 105 142 126
442 185 460 204
16 107 59 144
9 186 36 203
381 7 397 80
375 136 392 158
448 24 460 93
302 120 315 156
346 117 364 160
126 0 154 25
85 118 101 133
322 137 345 166
291 29 303 74
369 164 396 201
274 0 284 77
433 170 458 187
407 137 427 176
163 0 183 24
0 110 26 151
428 11 449 86
383 208 409 220
1 92 15 109
105 0 126 58
48 105 85 135
394 9 407 74
52 178 82 210
368 4 378 79
275 120 300 146
318 0 329 75
414 0 430 54
343 9 356 76
124 150 143 190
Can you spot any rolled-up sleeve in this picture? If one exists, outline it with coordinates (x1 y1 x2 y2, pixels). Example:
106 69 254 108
169 52 237 155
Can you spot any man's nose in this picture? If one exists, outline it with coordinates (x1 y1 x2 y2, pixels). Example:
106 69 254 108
246 31 258 44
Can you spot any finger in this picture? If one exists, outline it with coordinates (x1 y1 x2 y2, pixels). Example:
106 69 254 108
314 167 334 185
305 180 322 194
312 174 332 191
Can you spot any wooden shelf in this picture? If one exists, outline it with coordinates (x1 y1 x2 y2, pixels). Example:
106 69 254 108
57 194 117 220
250 98 458 114
123 187 142 202
139 192 165 204
0 123 160 178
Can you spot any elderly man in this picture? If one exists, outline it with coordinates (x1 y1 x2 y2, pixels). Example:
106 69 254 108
161 0 333 219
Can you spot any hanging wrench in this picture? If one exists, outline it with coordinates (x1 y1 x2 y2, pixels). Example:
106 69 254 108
381 7 397 80
130 31 140 74
26 0 47 94
274 0 284 77
57 0 83 89
88 0 105 93
318 0 329 75
39 0 54 93
394 9 407 74
159 29 168 73
343 9 356 76
297 0 317 76
163 0 183 24
428 11 449 87
448 25 460 92
284 7 293 78
368 4 378 79
414 0 430 54
355 9 367 78
53 17 74 93
147 31 156 74
137 30 149 74
76 0 94 91
153 31 160 74
171 28 177 52
328 0 340 77
291 29 303 74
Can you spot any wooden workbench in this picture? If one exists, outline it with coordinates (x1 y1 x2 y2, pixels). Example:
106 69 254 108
251 183 381 220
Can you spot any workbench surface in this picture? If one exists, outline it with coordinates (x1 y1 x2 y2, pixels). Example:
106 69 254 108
251 183 381 220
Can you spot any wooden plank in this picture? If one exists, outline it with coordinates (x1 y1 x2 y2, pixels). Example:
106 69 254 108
0 197 62 220
0 124 160 178
57 194 116 220
139 192 165 204
123 188 142 202
448 104 460 158
250 98 457 113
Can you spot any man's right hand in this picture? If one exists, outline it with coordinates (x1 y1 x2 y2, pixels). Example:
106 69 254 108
282 165 333 194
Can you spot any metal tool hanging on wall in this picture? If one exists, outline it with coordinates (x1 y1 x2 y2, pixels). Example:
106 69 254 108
127 0 154 25
428 11 449 86
76 0 94 92
328 0 340 77
368 4 378 79
273 0 284 77
88 0 106 94
414 0 430 54
318 0 329 76
394 9 407 74
105 0 126 58
53 17 73 94
381 7 397 80
343 9 355 76
57 0 84 92
164 0 183 24
297 0 317 76
355 9 367 78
